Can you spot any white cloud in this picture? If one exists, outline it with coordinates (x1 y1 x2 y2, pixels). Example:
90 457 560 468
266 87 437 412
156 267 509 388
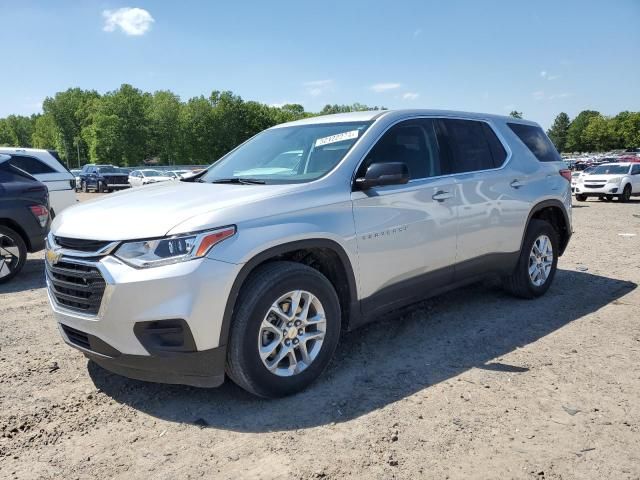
540 70 560 80
370 83 401 93
303 79 333 96
402 92 420 100
549 92 573 100
103 8 154 36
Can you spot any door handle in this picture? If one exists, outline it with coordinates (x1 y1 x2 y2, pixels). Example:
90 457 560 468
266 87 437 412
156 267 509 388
432 190 453 202
510 179 524 189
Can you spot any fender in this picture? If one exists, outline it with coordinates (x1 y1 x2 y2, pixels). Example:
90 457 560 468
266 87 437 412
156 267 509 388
521 199 572 255
218 238 360 349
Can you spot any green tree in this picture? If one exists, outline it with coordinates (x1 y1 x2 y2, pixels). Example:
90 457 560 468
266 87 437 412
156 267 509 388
565 110 600 152
42 88 100 163
32 114 59 150
509 110 523 119
148 90 182 164
2 115 36 146
582 115 615 151
546 112 571 152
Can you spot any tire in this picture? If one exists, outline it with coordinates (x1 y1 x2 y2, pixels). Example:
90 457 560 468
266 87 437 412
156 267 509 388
503 219 559 299
620 184 631 203
0 226 27 284
575 194 587 202
226 261 341 398
98 181 105 193
605 195 613 201
82 181 88 193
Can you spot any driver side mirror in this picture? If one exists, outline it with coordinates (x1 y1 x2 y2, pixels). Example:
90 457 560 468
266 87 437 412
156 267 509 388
355 162 410 190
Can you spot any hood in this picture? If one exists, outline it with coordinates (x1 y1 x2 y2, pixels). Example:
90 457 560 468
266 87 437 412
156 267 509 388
52 181 294 240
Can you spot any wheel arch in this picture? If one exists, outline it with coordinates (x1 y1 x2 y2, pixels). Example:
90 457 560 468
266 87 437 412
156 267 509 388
219 239 360 349
0 218 32 251
522 200 571 256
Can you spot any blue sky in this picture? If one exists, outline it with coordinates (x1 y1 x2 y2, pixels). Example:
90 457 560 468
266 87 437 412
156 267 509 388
0 0 638 128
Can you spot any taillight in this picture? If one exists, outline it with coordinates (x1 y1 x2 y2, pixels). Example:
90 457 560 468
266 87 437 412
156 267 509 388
559 169 572 182
29 205 49 228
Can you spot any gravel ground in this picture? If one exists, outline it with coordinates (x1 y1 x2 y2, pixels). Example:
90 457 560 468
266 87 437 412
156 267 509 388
1 195 639 480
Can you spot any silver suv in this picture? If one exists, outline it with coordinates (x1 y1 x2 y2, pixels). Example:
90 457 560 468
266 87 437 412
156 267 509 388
46 110 572 397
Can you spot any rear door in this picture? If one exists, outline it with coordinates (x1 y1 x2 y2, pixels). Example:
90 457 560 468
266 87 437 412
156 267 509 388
435 118 529 276
351 118 458 315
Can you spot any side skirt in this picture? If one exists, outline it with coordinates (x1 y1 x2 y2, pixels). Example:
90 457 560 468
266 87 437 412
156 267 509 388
352 251 519 330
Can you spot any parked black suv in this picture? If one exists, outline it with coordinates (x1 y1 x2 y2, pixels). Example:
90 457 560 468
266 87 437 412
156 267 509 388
0 155 50 283
79 164 130 193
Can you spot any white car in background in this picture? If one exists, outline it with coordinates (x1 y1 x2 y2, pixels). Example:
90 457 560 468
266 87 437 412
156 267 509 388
167 170 191 179
128 169 173 187
574 163 640 202
0 147 77 217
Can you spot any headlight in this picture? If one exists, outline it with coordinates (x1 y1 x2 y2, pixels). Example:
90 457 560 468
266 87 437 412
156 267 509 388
114 226 236 268
607 177 622 184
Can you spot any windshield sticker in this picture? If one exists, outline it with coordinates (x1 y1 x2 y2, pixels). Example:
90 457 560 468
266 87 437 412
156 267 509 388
314 130 359 147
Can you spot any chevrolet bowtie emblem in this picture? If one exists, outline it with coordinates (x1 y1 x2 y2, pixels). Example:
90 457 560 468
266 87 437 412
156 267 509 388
46 249 62 266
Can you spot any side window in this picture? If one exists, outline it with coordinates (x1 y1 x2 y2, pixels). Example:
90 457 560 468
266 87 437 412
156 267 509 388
436 119 501 174
360 119 442 180
507 123 561 163
8 155 56 174
631 164 640 175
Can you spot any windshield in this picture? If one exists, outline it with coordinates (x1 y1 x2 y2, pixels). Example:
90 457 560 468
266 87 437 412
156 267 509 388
97 166 119 174
200 122 371 184
142 170 163 177
591 164 629 175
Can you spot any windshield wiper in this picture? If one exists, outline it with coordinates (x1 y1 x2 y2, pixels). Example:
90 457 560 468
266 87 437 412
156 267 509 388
210 178 266 185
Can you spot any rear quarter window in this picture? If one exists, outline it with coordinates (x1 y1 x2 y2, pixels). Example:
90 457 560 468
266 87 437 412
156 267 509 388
8 155 56 174
508 123 561 163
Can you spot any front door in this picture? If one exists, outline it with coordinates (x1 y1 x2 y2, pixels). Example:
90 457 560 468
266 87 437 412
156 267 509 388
351 118 457 317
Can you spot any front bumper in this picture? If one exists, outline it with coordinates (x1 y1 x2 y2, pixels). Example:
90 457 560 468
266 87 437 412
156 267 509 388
574 184 620 195
46 246 241 387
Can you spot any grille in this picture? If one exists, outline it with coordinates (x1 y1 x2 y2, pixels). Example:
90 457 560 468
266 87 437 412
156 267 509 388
54 237 112 252
584 184 605 189
104 176 128 185
46 260 106 314
61 324 91 350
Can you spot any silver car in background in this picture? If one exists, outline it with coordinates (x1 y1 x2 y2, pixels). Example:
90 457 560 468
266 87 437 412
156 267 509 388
45 110 572 397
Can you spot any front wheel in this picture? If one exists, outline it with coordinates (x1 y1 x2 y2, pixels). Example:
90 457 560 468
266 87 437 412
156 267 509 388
226 261 341 398
503 219 559 299
82 181 88 193
0 226 27 284
620 184 631 203
575 194 587 202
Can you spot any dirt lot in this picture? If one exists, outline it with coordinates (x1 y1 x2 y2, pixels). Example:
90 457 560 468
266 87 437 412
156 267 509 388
1 195 639 480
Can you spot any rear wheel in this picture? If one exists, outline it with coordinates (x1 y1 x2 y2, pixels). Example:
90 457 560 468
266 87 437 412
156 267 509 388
620 184 631 203
503 219 558 299
575 194 587 202
226 261 341 398
0 226 27 284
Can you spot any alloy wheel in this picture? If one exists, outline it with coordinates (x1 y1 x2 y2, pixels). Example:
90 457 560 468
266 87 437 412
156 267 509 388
528 235 553 287
258 290 326 377
0 233 21 279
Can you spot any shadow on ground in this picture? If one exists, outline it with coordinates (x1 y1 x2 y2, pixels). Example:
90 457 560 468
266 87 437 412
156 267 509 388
0 258 45 294
89 269 635 433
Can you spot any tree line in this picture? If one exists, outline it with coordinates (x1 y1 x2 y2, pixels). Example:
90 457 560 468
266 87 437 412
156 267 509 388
545 110 640 153
1 84 638 166
0 84 384 167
